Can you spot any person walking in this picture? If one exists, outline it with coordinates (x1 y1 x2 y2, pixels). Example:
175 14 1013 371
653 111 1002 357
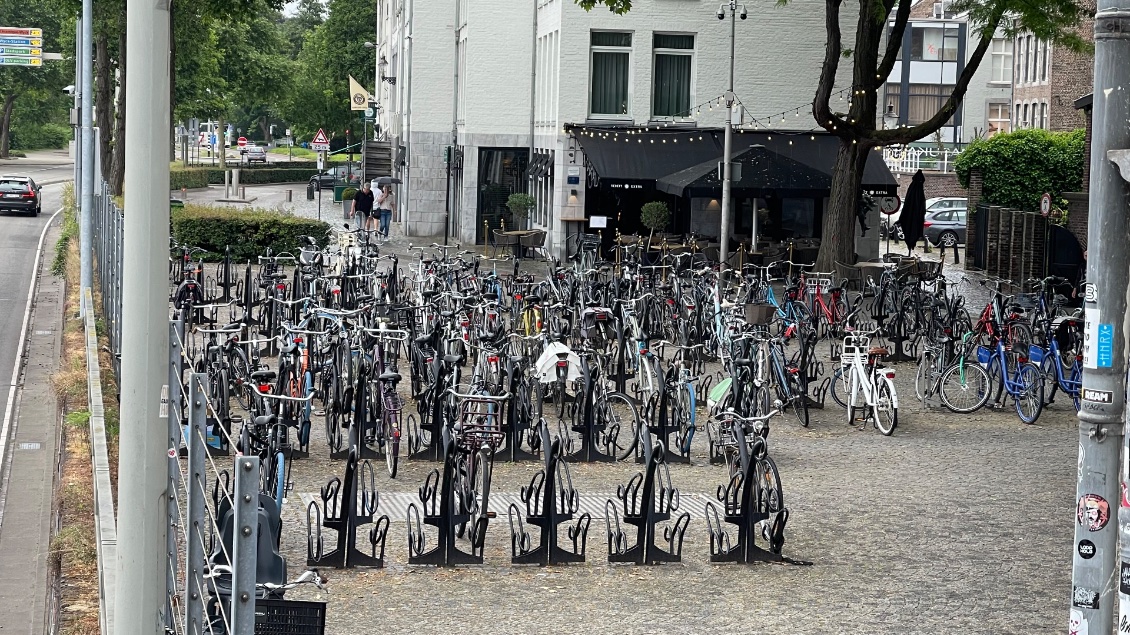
351 182 376 233
377 184 396 240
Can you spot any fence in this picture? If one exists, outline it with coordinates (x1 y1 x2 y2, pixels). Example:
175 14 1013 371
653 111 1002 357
92 183 124 380
883 146 962 174
967 202 1048 282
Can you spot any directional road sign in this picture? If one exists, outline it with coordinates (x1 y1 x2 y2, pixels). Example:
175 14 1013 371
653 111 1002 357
0 47 41 56
0 27 43 37
0 37 41 47
0 56 41 66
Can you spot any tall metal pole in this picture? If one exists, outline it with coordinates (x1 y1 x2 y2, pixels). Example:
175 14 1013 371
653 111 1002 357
79 0 94 297
719 1 736 269
1073 3 1130 633
115 0 171 631
74 17 82 191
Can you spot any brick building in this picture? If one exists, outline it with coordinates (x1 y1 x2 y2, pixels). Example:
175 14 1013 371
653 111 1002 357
1011 2 1095 131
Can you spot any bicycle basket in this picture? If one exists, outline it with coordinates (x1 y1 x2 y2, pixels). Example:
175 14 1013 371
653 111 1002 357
975 345 992 366
254 599 326 635
1027 345 1046 365
743 303 776 325
840 344 868 367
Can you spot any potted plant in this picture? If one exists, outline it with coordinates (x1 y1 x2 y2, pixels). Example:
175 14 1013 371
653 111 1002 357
640 200 670 250
341 187 358 220
507 192 536 230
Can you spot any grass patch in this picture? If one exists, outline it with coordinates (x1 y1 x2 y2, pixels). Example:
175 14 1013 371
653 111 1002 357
51 185 78 277
64 410 90 428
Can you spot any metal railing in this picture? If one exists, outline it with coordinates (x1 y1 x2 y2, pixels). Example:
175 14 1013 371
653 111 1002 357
91 181 124 380
883 146 963 174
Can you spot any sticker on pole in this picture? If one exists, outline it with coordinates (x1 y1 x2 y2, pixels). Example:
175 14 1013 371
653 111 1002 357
311 128 330 152
1077 494 1110 532
1082 388 1113 404
159 384 169 418
1084 283 1097 304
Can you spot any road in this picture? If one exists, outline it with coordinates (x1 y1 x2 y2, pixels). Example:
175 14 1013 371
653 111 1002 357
0 150 76 186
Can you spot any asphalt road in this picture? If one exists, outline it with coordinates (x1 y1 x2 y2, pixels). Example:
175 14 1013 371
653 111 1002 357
0 184 62 428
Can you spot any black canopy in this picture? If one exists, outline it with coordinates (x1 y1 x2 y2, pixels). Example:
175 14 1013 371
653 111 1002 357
572 128 724 186
656 145 834 197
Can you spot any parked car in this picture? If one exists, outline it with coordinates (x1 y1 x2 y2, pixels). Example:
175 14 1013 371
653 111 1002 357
242 144 267 163
0 175 41 216
926 196 967 213
309 165 361 189
923 208 967 247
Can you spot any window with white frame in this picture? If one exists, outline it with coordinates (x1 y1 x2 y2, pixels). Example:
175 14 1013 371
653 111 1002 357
1022 102 1030 128
1040 40 1049 81
990 37 1012 83
1040 101 1048 129
988 102 1010 136
652 33 694 118
590 31 632 117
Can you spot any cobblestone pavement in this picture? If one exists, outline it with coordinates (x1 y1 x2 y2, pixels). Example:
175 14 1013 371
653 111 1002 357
187 185 1077 633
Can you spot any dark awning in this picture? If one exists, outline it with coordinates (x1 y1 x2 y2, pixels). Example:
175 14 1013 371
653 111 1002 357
571 127 724 187
657 145 833 197
730 130 897 195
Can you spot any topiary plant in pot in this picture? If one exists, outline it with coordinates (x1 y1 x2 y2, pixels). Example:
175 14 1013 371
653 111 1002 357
640 200 670 250
507 192 536 230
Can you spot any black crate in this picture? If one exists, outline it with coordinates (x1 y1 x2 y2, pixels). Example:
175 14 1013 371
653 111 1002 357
254 599 327 635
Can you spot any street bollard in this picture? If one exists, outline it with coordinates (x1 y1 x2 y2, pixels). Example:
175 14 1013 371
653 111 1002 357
285 189 292 203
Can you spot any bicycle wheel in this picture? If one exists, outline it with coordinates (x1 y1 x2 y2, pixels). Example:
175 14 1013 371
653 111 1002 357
673 383 695 456
383 413 399 479
873 376 898 436
914 356 930 402
756 455 784 515
829 366 848 409
938 360 991 414
598 391 641 461
1013 362 1045 424
786 373 809 428
1038 350 1059 407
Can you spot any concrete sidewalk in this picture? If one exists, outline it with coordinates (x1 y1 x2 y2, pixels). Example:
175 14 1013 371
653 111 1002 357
0 218 64 635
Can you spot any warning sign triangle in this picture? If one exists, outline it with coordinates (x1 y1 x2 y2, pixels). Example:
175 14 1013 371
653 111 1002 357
311 128 330 145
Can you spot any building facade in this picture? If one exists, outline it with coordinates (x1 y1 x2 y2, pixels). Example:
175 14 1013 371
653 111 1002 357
880 1 1013 143
375 0 858 256
1010 4 1094 132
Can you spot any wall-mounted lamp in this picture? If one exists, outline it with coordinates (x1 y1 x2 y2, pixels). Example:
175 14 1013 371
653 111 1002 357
707 199 721 210
569 189 578 202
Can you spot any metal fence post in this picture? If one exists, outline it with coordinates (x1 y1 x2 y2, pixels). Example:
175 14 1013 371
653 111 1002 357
230 456 259 635
185 373 207 635
166 319 184 631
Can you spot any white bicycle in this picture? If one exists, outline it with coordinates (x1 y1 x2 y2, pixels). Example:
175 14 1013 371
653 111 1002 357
838 329 899 435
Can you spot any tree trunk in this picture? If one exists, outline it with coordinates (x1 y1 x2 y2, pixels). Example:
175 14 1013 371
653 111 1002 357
109 29 126 196
217 114 226 169
0 93 17 158
95 32 113 179
258 115 272 144
815 141 870 271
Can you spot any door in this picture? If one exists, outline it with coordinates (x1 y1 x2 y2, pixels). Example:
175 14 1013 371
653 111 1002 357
476 148 529 244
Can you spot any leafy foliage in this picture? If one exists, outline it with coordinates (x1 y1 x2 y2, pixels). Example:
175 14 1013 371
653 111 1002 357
171 204 330 261
507 193 536 218
170 167 315 190
954 128 1085 211
640 201 670 232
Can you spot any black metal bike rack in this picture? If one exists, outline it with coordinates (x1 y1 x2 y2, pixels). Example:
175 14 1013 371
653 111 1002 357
606 425 690 565
406 356 453 462
565 354 617 463
306 448 390 568
635 367 689 465
329 360 379 461
704 420 792 565
407 427 490 566
508 422 590 565
217 245 235 303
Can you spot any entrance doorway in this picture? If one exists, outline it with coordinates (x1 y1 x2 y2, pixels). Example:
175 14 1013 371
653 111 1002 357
476 148 529 244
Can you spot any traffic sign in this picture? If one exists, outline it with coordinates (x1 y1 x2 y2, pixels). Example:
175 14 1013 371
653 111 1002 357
0 56 41 66
237 136 247 148
0 47 40 56
0 37 41 47
311 128 330 151
0 27 43 37
879 195 901 216
1040 192 1052 217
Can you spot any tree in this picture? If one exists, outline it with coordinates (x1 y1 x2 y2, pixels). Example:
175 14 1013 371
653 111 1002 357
955 127 1085 211
0 0 70 158
577 0 1088 269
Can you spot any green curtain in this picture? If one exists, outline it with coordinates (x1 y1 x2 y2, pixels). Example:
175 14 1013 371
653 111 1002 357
653 54 690 117
591 51 630 115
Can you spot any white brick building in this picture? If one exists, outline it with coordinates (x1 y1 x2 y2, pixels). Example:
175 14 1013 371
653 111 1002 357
375 0 858 257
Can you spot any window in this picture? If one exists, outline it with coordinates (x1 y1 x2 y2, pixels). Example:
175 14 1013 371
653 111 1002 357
1040 102 1048 129
990 38 1012 83
1022 103 1030 128
987 102 1011 136
1040 40 1049 80
1015 37 1024 83
1014 101 1021 128
910 25 960 61
590 31 632 117
884 83 901 119
906 84 955 125
652 34 694 118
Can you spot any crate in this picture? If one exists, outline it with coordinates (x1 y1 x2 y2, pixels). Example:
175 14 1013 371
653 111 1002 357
255 599 327 635
743 303 776 325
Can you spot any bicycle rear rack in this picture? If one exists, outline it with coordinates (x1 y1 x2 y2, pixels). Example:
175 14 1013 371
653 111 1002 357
508 421 590 565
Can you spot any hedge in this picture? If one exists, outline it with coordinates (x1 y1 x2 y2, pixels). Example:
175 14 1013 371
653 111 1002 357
170 167 317 190
172 204 331 262
954 128 1085 212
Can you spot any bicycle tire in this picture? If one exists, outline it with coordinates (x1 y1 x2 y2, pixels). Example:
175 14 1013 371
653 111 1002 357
829 366 848 409
873 377 898 436
384 414 399 479
1014 362 1045 424
787 374 809 428
757 455 784 515
938 360 991 414
600 391 641 462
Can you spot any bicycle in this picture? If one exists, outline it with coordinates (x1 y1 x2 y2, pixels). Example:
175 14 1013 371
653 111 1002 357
835 328 899 435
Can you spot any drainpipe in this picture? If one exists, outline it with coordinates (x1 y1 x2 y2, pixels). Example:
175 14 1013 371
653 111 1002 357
447 0 461 244
529 0 538 220
403 0 414 232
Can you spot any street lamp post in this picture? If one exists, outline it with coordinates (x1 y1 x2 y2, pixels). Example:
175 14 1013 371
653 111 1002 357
717 2 746 269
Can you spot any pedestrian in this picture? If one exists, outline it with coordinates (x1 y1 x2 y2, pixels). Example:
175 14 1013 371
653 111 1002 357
377 184 396 240
350 181 376 233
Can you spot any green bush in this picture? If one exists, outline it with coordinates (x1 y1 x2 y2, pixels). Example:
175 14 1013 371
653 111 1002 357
169 167 314 190
11 122 71 150
171 204 331 261
341 187 358 200
955 128 1085 211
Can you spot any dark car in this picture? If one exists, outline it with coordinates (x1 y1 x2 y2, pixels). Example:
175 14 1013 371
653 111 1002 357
0 176 41 216
923 207 967 247
309 165 361 189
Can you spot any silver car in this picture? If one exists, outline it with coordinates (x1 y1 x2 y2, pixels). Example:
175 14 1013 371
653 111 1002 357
243 144 267 163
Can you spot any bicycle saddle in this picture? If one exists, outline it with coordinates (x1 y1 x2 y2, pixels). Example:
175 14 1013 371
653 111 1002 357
868 346 890 356
414 332 435 345
734 358 756 367
250 370 277 382
378 371 402 384
443 354 464 365
439 310 455 319
524 295 542 304
421 290 439 300
252 414 275 427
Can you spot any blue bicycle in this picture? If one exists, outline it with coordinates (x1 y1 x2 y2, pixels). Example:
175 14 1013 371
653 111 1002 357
977 333 1045 424
1029 315 1082 411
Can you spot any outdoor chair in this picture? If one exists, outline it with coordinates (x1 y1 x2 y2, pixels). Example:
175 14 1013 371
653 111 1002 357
834 261 863 292
492 229 518 259
519 229 547 260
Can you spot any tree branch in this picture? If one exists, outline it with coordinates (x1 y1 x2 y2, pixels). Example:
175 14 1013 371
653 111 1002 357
877 0 912 81
875 9 1004 145
814 0 848 135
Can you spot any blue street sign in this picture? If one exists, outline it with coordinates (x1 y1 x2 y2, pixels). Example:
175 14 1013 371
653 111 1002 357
1098 323 1114 368
0 37 41 47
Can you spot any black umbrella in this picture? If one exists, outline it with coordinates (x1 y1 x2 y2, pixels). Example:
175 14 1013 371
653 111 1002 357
374 176 401 186
900 170 927 254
